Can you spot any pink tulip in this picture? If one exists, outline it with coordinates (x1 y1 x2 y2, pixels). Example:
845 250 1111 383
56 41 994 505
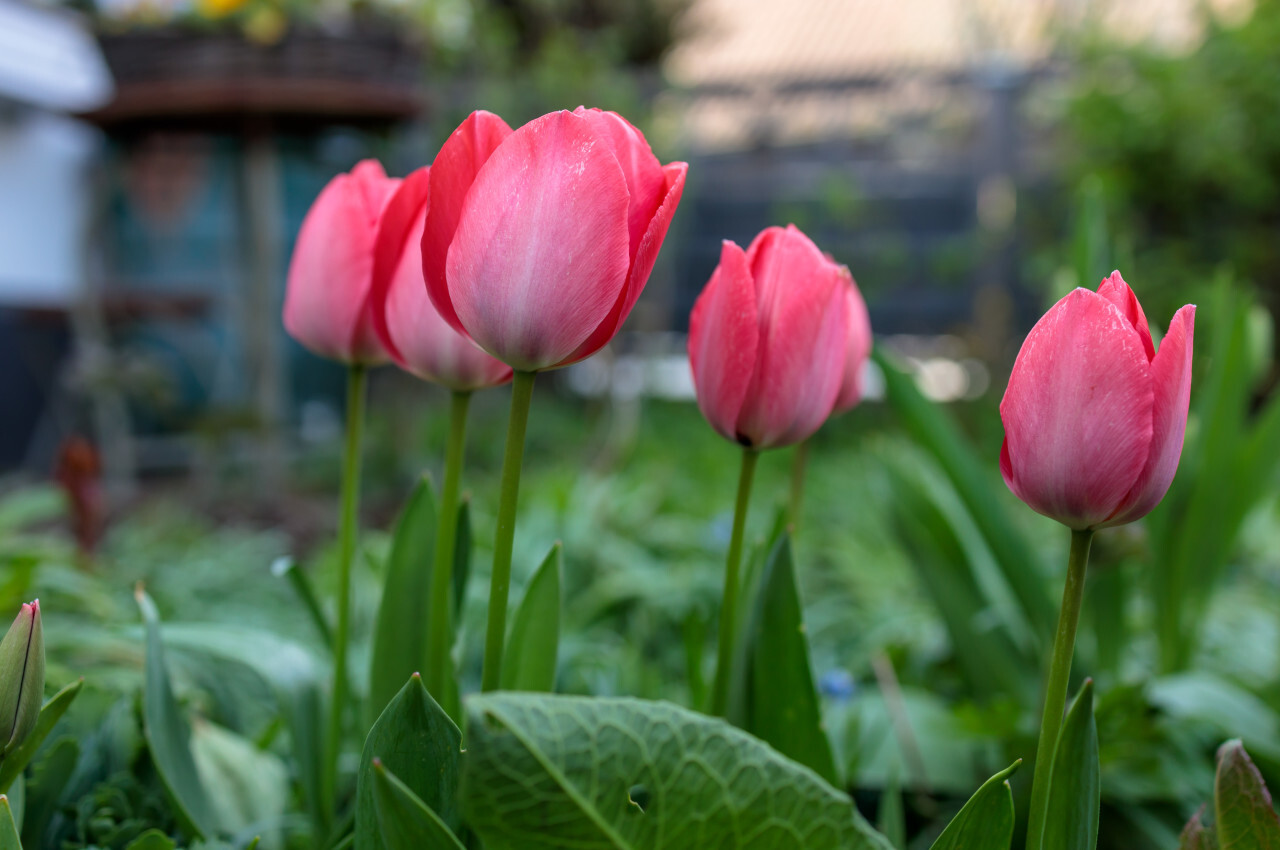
833 277 873 414
283 160 399 364
423 108 688 372
1000 271 1195 530
369 166 513 391
688 225 852 450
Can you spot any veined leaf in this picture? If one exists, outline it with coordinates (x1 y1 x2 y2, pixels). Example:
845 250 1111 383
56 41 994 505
371 760 465 850
136 588 218 840
929 760 1020 850
462 693 893 850
356 674 463 850
1179 809 1217 850
369 477 438 724
1214 739 1280 849
1043 681 1099 850
501 543 562 693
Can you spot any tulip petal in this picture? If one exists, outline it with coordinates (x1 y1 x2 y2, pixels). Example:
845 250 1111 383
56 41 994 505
422 111 513 337
561 161 688 366
370 166 432 364
573 107 667 253
689 240 759 444
446 110 632 370
283 160 397 363
1000 288 1155 529
833 273 873 413
1103 303 1196 527
736 225 851 448
1097 271 1154 361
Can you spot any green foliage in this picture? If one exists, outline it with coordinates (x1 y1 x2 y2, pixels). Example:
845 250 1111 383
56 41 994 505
1043 681 1100 850
0 796 20 850
501 543 562 693
1213 740 1280 848
928 761 1019 850
370 761 465 850
0 680 83 795
461 693 893 850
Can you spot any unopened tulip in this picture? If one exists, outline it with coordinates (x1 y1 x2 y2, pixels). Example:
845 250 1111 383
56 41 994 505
283 160 399 364
1000 271 1195 530
423 108 687 372
0 600 43 757
833 279 873 414
689 225 852 450
369 167 512 391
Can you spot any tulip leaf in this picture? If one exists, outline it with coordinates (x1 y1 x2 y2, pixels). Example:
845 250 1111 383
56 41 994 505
501 543 561 693
136 589 218 840
452 498 472 627
0 679 82 795
18 736 77 847
1043 680 1100 850
1214 739 1280 849
1179 809 1218 850
928 760 1020 850
356 673 463 850
0 795 19 850
369 476 439 723
730 533 839 786
462 693 894 850
371 760 466 850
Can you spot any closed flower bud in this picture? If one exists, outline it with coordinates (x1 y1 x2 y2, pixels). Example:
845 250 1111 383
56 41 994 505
1000 271 1195 529
0 600 43 757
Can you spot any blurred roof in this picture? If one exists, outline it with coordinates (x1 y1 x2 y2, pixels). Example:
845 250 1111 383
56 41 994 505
0 0 113 112
666 0 1254 88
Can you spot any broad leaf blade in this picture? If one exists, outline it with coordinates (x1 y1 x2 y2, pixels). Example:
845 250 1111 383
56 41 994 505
369 477 439 723
136 588 218 840
462 693 893 850
0 679 82 793
929 760 1019 850
1214 739 1280 849
0 795 19 850
372 760 466 850
739 534 839 786
356 673 463 850
1043 680 1099 850
501 544 562 693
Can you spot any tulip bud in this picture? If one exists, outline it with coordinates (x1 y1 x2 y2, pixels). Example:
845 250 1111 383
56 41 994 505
0 600 43 757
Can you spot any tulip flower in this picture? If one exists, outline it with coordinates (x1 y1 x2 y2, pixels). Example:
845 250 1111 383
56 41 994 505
283 159 400 817
687 224 858 716
833 281 874 414
689 225 852 451
283 159 398 365
1006 271 1194 850
367 166 511 706
0 600 43 758
421 108 687 691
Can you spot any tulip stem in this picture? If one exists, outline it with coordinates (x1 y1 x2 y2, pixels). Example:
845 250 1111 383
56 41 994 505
480 370 537 692
710 446 759 717
789 438 810 528
1025 528 1094 850
323 362 367 824
425 391 471 701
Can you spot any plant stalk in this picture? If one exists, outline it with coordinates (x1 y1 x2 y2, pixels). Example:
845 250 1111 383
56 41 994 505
480 371 537 692
789 438 810 528
710 447 759 716
323 362 367 822
425 391 471 700
1025 527 1094 850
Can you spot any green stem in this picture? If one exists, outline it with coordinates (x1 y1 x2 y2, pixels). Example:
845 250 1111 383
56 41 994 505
323 363 367 823
789 439 810 528
425 391 471 700
709 447 759 717
1025 528 1093 850
480 371 537 692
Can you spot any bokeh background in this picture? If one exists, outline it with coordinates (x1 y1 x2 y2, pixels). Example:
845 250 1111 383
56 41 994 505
2 0 1279 847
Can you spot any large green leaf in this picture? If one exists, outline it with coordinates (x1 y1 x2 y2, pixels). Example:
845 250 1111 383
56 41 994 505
929 761 1019 850
136 588 218 840
371 760 466 850
0 795 19 850
1043 681 1099 850
731 534 839 786
461 693 893 850
0 678 82 793
1214 739 1280 849
502 543 562 693
191 720 288 849
369 477 439 723
356 673 463 850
